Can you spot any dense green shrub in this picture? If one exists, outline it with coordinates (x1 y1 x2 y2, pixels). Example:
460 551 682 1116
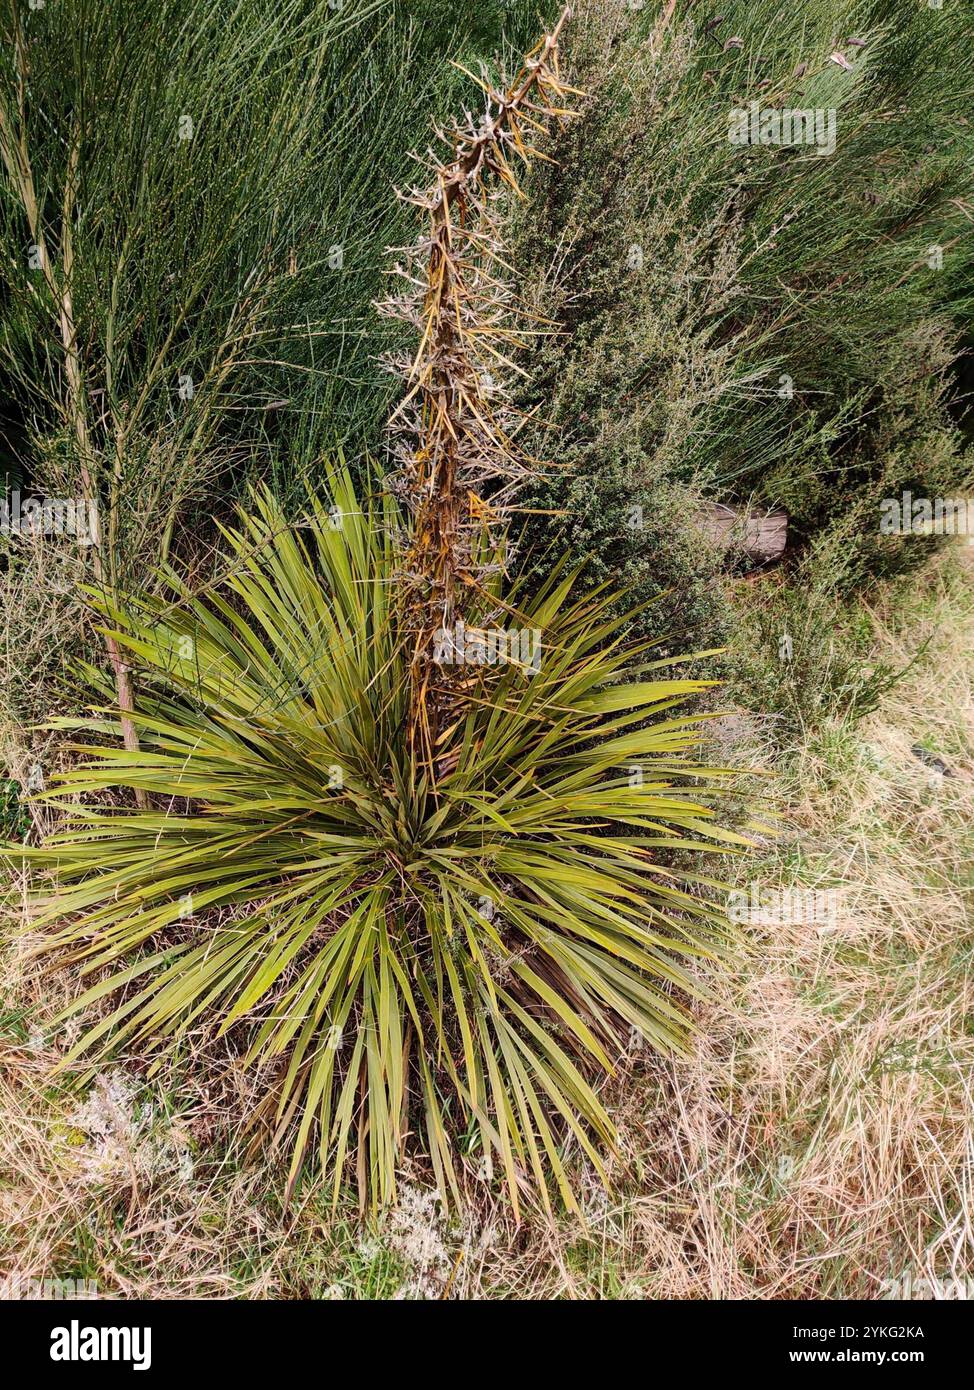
730 565 906 750
511 0 974 641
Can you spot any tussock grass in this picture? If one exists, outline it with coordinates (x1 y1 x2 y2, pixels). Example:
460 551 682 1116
3 550 971 1298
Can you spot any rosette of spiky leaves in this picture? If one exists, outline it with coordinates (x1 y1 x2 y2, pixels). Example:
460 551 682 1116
20 466 744 1215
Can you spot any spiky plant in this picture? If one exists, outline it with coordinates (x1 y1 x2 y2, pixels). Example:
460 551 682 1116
24 465 742 1214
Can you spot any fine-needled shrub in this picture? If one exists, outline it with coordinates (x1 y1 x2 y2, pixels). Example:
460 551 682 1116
511 0 974 637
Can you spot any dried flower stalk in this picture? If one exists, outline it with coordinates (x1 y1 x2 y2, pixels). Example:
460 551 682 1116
378 7 578 765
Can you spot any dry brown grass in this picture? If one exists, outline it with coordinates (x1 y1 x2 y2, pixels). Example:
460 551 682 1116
2 549 972 1299
467 547 974 1299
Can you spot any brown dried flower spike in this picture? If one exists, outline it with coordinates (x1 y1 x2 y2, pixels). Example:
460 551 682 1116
377 7 579 765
